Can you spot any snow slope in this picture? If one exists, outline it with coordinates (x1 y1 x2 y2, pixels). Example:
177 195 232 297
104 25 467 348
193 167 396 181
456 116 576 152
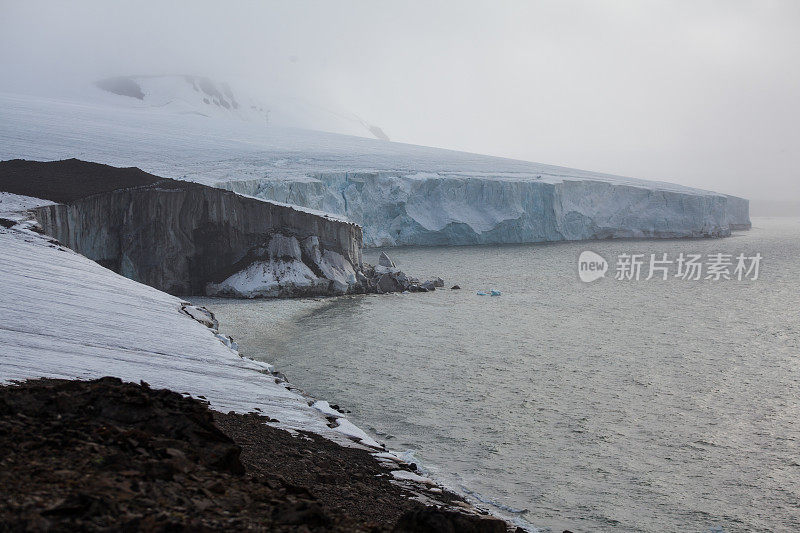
0 192 55 221
0 201 378 449
0 91 749 247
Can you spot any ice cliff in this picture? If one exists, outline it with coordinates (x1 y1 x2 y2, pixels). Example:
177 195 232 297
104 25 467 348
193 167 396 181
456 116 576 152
221 173 751 247
0 159 364 298
0 91 750 248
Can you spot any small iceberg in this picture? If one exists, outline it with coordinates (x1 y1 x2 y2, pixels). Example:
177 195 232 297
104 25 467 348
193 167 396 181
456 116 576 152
490 290 501 296
477 291 488 296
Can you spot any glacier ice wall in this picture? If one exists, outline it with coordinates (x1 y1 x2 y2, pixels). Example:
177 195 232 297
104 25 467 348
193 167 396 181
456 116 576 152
0 92 751 248
220 172 751 247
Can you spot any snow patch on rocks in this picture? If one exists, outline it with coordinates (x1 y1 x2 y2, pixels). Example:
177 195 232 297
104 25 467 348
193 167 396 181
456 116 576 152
332 418 382 449
311 400 342 418
181 305 219 330
391 470 436 485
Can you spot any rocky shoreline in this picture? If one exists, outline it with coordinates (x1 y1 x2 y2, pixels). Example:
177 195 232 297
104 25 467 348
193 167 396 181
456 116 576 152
0 378 513 532
361 252 445 294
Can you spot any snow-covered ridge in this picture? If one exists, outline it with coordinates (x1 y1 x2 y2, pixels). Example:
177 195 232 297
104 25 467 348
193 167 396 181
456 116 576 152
94 75 268 123
0 91 749 247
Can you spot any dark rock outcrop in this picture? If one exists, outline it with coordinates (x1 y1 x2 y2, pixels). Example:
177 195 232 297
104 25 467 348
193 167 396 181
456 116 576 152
360 262 444 294
393 508 507 533
0 378 508 531
377 273 403 293
94 76 146 100
0 158 161 202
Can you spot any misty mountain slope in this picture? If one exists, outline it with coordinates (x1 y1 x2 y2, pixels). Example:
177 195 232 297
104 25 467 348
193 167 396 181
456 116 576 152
92 74 389 140
0 91 749 246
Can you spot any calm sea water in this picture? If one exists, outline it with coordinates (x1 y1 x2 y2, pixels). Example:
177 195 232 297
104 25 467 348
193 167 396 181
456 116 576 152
195 217 800 532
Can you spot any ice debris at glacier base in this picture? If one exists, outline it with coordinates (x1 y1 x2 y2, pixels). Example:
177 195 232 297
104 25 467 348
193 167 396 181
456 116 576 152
207 239 446 298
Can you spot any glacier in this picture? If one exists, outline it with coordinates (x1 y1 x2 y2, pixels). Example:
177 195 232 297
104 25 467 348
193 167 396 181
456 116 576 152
0 90 750 247
223 172 750 247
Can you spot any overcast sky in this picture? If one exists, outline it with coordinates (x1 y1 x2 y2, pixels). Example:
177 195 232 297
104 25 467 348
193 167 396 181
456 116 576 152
1 0 798 210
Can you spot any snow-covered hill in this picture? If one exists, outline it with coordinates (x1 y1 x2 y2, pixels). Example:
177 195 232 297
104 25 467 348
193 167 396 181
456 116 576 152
0 90 749 247
92 74 390 140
